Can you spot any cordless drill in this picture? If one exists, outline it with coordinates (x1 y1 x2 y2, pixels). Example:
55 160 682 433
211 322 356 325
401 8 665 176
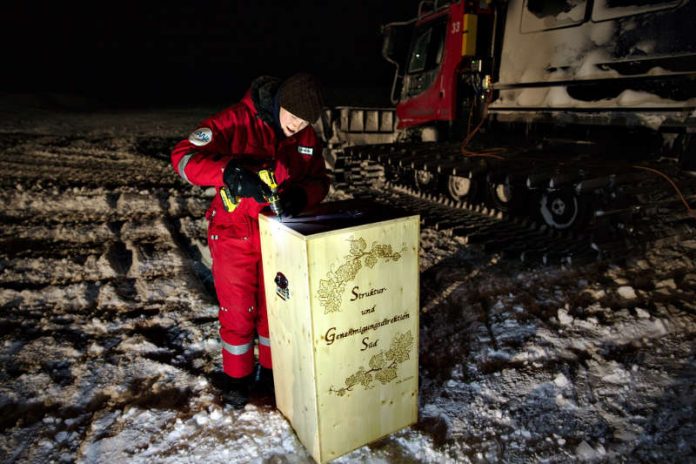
258 169 282 217
220 168 282 217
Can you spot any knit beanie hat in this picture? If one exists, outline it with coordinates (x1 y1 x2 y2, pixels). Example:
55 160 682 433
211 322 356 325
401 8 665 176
278 73 324 123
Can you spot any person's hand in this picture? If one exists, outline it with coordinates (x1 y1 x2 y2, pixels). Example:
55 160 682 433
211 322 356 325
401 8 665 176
279 184 307 218
223 159 272 203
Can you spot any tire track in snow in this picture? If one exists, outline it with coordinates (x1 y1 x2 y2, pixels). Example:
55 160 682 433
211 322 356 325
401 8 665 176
0 133 218 457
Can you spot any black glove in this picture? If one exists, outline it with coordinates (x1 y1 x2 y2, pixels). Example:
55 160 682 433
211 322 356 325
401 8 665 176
223 159 272 203
279 184 307 218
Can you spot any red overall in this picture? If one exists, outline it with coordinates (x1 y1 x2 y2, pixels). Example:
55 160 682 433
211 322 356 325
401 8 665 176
170 85 329 378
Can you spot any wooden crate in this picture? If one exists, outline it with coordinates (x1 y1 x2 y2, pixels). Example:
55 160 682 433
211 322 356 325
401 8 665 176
259 199 420 463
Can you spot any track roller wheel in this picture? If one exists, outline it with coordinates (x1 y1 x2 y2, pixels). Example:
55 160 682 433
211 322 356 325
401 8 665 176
415 169 437 192
539 189 582 230
489 182 513 212
447 175 475 202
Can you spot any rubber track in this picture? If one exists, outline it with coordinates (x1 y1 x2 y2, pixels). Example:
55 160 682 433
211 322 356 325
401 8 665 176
333 144 696 266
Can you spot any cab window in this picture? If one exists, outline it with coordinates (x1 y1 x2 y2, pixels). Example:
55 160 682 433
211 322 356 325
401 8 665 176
407 19 447 74
408 29 431 73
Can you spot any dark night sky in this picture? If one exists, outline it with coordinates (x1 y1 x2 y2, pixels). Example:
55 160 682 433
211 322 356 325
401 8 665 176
4 1 421 107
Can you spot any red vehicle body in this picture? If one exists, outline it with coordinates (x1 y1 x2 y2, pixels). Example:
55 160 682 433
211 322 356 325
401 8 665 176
395 1 491 129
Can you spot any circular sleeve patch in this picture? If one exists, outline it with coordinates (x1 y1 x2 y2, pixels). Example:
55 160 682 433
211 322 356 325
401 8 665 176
188 127 213 146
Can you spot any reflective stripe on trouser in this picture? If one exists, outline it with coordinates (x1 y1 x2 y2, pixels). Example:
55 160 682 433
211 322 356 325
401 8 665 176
221 340 254 377
209 216 272 378
222 340 253 356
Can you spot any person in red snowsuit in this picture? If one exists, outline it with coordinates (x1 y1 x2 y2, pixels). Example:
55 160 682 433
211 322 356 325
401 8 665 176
170 74 329 408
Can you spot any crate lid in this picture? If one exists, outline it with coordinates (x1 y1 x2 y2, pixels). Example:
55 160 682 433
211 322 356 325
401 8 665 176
261 199 417 237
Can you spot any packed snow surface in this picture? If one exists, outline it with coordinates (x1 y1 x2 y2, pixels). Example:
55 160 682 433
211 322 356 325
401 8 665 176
1 97 695 462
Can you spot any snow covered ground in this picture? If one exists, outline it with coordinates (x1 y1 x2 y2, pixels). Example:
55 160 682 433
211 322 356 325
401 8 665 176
1 96 695 463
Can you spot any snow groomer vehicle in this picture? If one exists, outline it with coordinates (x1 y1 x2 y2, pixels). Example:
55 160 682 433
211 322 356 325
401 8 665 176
323 0 695 257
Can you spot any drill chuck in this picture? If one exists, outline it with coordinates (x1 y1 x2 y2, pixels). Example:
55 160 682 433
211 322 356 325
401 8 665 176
268 196 283 217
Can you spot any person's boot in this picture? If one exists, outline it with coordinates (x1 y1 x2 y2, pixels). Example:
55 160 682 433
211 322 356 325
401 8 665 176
221 374 252 409
255 365 275 396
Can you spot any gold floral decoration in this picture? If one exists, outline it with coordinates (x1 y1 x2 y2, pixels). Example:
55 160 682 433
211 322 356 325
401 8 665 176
317 237 405 314
329 330 414 396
